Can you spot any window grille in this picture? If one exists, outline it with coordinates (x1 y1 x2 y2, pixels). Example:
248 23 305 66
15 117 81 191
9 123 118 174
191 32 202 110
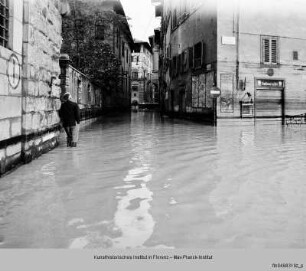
261 36 279 65
0 0 9 48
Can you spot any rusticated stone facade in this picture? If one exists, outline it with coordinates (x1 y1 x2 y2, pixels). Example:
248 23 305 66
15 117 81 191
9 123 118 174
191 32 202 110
0 0 70 176
21 0 66 164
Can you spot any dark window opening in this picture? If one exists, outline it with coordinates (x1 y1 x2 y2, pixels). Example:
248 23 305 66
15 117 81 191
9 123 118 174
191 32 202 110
293 51 298 60
116 29 119 47
122 41 125 57
95 21 105 40
194 42 202 69
172 9 177 29
0 0 9 48
132 72 138 79
189 47 194 68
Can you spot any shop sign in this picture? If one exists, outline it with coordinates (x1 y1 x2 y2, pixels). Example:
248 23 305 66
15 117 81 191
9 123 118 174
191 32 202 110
256 79 284 89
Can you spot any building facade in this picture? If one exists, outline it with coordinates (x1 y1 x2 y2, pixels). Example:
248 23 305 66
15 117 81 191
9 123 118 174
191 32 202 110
0 0 70 176
0 0 102 177
156 0 306 120
131 41 153 105
62 0 133 111
149 28 161 105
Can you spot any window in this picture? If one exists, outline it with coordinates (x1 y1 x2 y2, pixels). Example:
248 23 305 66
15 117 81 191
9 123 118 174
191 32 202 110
116 29 119 47
171 9 177 30
171 55 177 77
261 36 279 65
188 47 193 68
95 20 105 40
293 51 298 60
194 42 202 69
0 0 9 48
181 49 188 73
132 72 138 79
122 41 125 57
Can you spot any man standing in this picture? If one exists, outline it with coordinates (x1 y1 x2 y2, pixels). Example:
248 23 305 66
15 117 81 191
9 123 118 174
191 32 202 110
59 92 80 147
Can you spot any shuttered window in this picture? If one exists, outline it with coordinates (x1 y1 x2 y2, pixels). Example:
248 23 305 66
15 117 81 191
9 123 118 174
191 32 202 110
262 36 279 65
0 0 9 48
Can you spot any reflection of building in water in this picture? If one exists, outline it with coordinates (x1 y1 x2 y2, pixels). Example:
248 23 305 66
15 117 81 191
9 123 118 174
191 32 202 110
155 0 306 120
131 41 154 105
111 125 156 248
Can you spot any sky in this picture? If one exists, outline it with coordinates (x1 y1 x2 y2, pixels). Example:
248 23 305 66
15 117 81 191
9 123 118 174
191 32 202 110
120 0 161 42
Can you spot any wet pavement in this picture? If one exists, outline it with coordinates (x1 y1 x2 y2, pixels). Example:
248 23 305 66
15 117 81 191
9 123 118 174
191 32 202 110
0 112 306 249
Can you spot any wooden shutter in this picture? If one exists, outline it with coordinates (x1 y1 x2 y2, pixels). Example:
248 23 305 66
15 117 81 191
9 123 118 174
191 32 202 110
271 39 277 64
263 38 270 63
262 37 278 64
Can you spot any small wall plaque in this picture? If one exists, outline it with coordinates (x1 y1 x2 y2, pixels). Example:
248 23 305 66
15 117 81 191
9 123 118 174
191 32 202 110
221 36 236 45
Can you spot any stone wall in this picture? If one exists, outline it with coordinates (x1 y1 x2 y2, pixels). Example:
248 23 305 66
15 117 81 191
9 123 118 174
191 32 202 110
0 0 25 175
0 0 69 176
59 54 103 120
21 0 64 164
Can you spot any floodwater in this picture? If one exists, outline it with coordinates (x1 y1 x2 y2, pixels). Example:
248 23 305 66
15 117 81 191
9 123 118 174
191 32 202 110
0 112 306 249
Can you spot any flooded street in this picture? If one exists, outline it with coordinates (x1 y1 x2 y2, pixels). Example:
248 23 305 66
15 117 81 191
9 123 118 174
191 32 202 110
0 112 306 249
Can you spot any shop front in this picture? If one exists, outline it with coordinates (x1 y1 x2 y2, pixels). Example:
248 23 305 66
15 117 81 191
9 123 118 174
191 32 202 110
254 79 285 118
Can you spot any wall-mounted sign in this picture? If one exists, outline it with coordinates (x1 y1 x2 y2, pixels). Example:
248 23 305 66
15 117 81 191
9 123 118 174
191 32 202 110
7 54 21 89
221 36 236 45
256 79 284 89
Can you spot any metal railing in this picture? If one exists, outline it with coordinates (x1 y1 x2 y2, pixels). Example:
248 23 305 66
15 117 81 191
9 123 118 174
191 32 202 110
285 113 306 125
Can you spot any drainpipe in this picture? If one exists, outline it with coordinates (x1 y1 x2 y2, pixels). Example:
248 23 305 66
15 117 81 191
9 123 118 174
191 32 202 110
235 0 240 90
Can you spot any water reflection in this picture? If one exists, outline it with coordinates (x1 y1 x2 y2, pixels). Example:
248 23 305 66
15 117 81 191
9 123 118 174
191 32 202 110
111 114 155 248
0 113 306 248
